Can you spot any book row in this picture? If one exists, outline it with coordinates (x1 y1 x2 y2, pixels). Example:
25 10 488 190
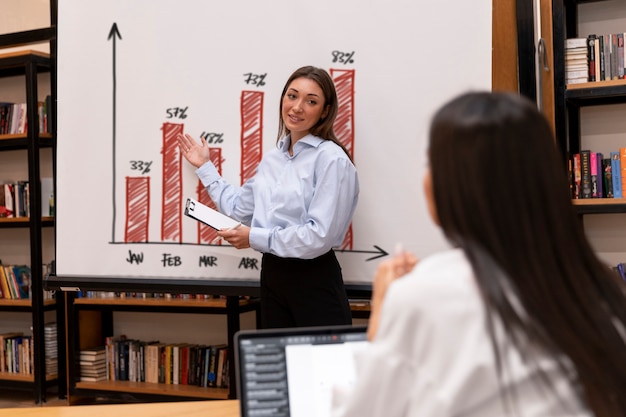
0 333 33 375
564 33 626 84
0 262 31 299
568 149 626 199
88 336 230 388
0 178 54 219
0 97 52 136
76 291 218 300
0 323 57 376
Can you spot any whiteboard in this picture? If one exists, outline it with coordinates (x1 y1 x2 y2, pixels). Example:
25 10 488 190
55 0 492 287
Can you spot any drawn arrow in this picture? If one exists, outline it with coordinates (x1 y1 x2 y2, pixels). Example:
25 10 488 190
335 245 389 261
108 23 122 242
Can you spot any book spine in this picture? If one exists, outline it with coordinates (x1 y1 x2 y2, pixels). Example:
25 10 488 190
573 153 581 199
617 33 624 79
611 152 622 198
588 35 597 81
602 158 614 198
580 150 592 198
599 34 605 81
619 147 626 196
596 153 604 198
590 151 598 198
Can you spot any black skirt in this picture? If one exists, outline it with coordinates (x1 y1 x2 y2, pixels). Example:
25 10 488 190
259 250 352 329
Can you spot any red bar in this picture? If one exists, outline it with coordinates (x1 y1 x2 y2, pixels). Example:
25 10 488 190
331 69 355 156
124 176 150 243
161 122 184 242
331 69 356 250
197 148 224 245
240 91 264 185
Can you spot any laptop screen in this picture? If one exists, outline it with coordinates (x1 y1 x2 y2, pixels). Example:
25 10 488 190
235 324 369 417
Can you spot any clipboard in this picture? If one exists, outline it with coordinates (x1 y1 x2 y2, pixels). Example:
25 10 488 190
184 198 241 231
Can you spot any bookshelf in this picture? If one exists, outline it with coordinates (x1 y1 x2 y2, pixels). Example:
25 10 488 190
64 293 260 402
0 50 60 403
553 0 626 215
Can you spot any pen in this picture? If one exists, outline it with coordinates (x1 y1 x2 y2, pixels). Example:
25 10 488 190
229 223 242 231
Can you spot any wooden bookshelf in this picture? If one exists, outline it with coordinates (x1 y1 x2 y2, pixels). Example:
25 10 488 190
0 299 55 307
566 78 626 91
0 372 57 383
73 297 257 309
75 380 229 400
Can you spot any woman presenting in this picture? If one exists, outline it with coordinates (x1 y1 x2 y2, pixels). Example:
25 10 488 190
178 65 359 329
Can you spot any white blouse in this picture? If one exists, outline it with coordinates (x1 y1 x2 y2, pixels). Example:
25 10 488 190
331 249 590 417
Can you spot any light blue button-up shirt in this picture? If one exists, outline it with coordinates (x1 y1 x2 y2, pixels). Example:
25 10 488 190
195 134 359 259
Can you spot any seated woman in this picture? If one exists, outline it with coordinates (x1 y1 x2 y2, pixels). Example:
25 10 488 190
332 91 626 417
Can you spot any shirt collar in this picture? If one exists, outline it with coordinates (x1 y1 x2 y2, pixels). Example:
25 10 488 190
279 134 324 156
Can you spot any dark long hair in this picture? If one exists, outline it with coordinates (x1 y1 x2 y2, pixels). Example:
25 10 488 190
428 91 626 416
276 66 352 160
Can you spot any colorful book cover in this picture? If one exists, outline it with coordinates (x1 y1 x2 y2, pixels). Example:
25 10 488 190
611 151 622 198
12 265 31 299
590 151 598 197
596 152 603 198
573 153 581 199
580 150 592 198
602 158 613 198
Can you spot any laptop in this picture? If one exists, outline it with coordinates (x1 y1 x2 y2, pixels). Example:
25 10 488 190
234 324 369 417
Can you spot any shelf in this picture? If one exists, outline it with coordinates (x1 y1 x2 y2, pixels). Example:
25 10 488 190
74 297 256 308
0 50 50 78
565 79 626 105
0 134 54 151
572 198 626 214
75 380 229 400
0 217 54 228
0 298 55 308
0 372 57 383
66 294 259 401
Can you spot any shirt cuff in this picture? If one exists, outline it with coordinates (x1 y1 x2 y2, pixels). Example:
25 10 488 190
249 227 270 254
195 161 221 187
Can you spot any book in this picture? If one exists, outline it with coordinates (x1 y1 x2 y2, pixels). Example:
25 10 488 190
602 158 613 198
215 345 228 388
566 38 588 49
184 198 240 231
573 153 581 199
599 34 605 81
590 151 598 198
621 148 626 195
580 150 592 198
611 152 622 198
0 183 14 218
79 346 106 363
12 265 31 299
0 332 23 372
618 33 624 79
0 262 12 299
596 152 604 198
207 344 225 387
3 266 19 298
79 375 108 382
588 35 597 81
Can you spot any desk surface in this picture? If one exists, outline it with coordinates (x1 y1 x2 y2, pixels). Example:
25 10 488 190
0 399 240 417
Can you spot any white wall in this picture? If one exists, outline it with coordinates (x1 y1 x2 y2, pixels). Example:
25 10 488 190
577 0 626 267
0 0 51 53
